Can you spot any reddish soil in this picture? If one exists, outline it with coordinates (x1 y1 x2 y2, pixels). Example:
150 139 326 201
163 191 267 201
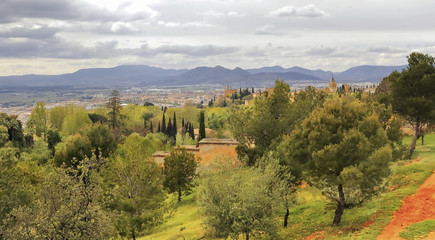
377 170 435 240
305 231 326 240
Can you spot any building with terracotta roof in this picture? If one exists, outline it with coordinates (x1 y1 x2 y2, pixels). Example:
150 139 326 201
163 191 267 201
152 138 238 166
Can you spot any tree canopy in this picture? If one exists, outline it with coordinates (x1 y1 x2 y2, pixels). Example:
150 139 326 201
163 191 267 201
163 147 198 202
280 97 392 225
389 52 435 159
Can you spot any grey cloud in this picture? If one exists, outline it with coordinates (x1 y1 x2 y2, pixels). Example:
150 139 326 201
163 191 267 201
0 35 238 59
367 46 406 53
0 24 59 39
0 0 158 23
269 4 328 18
305 46 337 56
0 37 122 59
255 25 282 36
139 44 239 57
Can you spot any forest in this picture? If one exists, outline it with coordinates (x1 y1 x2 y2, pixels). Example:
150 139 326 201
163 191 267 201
0 52 434 240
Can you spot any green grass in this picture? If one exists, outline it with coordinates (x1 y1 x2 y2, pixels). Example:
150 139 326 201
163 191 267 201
140 191 205 240
142 134 435 240
399 220 435 239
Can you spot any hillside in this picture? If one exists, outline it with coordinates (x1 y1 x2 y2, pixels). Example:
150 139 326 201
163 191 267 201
141 134 435 240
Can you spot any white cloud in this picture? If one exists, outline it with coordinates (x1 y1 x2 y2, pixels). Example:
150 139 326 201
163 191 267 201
157 21 214 28
269 4 328 18
110 22 139 33
201 10 224 18
227 11 246 17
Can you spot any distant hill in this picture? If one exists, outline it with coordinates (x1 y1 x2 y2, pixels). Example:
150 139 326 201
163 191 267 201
334 65 406 82
0 64 405 88
0 65 188 87
246 66 287 74
155 66 320 86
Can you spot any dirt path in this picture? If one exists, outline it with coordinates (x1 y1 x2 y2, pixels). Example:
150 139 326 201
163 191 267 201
377 170 435 239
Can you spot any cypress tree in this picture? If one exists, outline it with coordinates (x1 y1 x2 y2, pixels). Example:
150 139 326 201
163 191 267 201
181 118 185 128
161 113 166 134
190 123 195 140
167 118 172 137
173 112 177 137
157 122 161 133
198 111 206 141
150 121 153 133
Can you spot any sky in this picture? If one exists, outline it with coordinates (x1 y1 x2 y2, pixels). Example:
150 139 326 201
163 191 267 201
1 0 435 76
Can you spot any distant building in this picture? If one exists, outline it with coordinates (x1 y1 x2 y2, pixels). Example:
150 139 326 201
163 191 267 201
152 138 238 166
225 85 238 97
329 76 337 93
152 151 171 165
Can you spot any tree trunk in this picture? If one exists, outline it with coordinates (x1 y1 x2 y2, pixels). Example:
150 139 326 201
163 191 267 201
421 134 424 145
332 184 345 226
407 120 421 160
132 229 136 240
178 188 182 202
283 208 290 228
245 231 249 240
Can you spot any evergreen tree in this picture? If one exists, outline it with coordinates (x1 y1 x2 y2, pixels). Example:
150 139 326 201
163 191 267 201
173 112 177 137
390 52 435 158
161 113 166 135
157 122 161 133
181 118 185 128
150 121 153 133
167 118 173 137
198 111 206 141
47 129 61 155
107 90 122 129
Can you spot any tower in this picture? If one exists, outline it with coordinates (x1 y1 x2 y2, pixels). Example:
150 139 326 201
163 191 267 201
329 75 337 93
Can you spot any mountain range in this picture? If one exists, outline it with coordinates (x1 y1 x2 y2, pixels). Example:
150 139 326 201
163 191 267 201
0 64 407 88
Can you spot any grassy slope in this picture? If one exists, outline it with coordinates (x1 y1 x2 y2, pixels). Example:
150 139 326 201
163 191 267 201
142 134 435 240
140 192 205 240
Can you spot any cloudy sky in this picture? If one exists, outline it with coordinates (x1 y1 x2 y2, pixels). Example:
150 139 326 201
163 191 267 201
1 0 434 76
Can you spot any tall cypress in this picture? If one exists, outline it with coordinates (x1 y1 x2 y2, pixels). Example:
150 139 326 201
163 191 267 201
181 118 185 128
167 118 172 137
161 113 166 135
150 121 153 133
190 123 195 140
157 122 161 133
173 112 177 137
198 110 206 141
